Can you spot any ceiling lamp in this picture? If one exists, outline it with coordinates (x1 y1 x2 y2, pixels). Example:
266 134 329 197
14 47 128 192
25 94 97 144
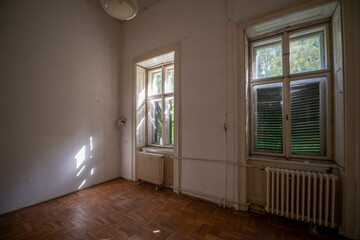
100 0 139 20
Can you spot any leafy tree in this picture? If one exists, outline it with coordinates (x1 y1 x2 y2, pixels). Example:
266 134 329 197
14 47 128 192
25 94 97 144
255 35 321 79
290 35 321 74
256 43 282 79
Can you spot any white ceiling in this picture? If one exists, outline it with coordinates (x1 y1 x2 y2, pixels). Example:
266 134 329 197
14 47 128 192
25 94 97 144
137 0 163 13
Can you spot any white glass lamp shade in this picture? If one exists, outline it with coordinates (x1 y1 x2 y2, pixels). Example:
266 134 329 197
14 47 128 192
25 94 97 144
100 0 139 20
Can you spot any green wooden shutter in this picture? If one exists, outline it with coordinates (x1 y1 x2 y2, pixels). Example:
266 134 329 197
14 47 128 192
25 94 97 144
290 78 326 155
254 83 283 153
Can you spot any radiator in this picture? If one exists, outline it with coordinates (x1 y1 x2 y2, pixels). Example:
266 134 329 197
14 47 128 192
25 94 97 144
136 152 164 186
265 167 337 228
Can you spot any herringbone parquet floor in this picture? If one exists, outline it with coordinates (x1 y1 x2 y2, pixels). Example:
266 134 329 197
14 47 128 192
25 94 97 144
0 178 347 240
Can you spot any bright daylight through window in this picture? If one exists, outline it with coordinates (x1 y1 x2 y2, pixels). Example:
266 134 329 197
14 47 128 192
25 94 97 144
136 54 175 149
250 25 329 159
147 66 175 145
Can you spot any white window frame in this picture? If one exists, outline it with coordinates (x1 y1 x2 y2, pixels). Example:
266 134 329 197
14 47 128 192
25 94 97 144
249 23 332 161
146 64 175 148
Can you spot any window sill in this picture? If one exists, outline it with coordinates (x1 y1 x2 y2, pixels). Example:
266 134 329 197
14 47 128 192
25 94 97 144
139 147 174 157
247 155 342 169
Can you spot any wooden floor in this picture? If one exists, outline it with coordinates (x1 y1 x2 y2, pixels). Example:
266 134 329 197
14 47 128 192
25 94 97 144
0 179 347 240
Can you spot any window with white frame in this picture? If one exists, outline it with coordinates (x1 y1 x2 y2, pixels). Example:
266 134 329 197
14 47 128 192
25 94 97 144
147 65 175 146
250 24 331 159
134 62 175 149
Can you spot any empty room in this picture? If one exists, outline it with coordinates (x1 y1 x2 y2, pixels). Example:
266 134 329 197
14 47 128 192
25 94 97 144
0 0 359 239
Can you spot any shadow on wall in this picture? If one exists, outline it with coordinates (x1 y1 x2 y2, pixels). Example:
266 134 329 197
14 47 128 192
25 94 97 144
75 136 96 190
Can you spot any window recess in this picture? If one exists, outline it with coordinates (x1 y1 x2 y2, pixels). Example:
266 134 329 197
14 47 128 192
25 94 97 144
136 51 175 150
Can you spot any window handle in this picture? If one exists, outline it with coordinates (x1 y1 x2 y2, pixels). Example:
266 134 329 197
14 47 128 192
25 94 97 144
286 114 289 120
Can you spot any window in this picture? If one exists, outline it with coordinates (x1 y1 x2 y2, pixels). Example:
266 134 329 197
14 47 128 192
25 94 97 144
250 25 330 159
147 65 174 146
136 56 175 148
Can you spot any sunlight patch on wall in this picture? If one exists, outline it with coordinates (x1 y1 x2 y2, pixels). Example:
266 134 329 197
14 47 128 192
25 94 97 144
90 136 93 151
76 136 96 190
75 145 86 169
78 179 86 189
76 165 86 177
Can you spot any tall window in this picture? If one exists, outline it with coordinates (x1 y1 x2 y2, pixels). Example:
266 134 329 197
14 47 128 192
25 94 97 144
147 65 175 146
250 25 330 159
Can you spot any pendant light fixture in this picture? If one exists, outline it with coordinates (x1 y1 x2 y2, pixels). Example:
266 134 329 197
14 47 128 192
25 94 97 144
100 0 139 20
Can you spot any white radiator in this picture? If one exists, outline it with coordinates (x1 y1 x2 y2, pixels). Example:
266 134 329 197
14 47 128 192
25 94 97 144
136 152 164 186
265 167 337 228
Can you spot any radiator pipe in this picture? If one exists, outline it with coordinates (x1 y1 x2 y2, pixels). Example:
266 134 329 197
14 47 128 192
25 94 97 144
172 185 250 208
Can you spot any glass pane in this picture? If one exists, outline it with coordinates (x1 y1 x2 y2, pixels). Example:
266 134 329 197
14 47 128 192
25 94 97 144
254 42 282 79
254 83 283 153
290 32 325 74
148 99 162 144
165 97 174 145
290 77 326 155
148 71 162 96
165 68 174 93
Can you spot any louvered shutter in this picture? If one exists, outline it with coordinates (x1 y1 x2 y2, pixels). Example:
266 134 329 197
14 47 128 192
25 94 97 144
254 83 283 153
290 78 326 155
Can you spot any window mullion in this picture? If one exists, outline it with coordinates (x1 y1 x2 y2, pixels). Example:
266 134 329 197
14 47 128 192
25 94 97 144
284 77 291 158
161 66 165 147
283 31 290 77
283 31 291 157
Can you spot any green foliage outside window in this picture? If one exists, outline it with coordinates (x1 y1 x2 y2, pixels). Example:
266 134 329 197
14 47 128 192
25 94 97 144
290 35 321 74
168 99 174 145
154 101 162 144
255 34 323 79
155 74 162 93
255 43 282 79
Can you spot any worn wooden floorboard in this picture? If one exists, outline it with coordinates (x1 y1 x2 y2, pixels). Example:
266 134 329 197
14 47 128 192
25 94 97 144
0 178 347 240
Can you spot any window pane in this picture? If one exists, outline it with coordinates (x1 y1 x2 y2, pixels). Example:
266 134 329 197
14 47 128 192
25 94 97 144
148 72 162 96
165 68 174 93
290 31 326 74
148 99 162 144
254 83 283 153
254 42 282 79
165 97 174 145
290 77 326 155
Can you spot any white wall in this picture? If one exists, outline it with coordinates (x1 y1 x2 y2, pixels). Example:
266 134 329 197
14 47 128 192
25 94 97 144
0 0 122 214
119 0 301 202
